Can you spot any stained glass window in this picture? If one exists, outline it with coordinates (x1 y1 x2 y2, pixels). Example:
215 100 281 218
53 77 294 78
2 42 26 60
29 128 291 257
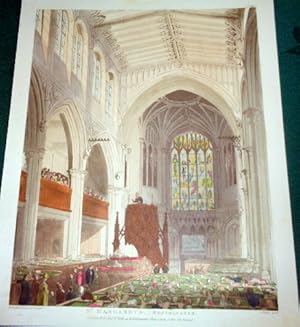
72 25 83 78
93 53 101 99
55 10 68 60
171 132 214 210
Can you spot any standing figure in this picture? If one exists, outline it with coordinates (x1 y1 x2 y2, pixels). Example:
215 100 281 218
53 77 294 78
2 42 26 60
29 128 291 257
76 266 84 287
36 277 49 306
55 282 65 304
85 265 95 288
68 273 79 296
76 266 85 295
31 274 40 305
18 273 32 305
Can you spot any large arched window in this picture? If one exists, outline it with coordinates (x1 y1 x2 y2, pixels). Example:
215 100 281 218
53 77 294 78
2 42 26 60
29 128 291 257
72 24 83 78
54 10 68 60
93 53 101 100
171 132 214 211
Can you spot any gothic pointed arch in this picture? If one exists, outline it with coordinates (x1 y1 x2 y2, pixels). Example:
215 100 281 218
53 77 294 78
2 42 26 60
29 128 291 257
47 99 88 170
123 73 239 137
25 67 47 150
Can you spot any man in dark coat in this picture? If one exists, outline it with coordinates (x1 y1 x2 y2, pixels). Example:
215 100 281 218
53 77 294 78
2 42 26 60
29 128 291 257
246 288 260 308
19 273 32 305
55 282 66 304
85 265 95 287
66 286 77 301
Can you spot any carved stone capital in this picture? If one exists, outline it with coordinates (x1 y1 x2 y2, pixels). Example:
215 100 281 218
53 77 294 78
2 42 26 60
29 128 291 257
25 148 45 160
68 168 88 178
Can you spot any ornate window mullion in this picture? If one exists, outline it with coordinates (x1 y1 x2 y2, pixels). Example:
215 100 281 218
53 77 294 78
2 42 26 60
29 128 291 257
204 149 208 209
171 132 214 211
195 150 199 210
187 150 190 210
178 149 181 207
76 33 82 78
72 33 77 73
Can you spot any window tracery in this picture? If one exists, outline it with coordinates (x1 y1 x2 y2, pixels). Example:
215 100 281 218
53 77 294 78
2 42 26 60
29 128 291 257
171 132 214 210
55 10 68 60
72 24 83 78
93 53 101 99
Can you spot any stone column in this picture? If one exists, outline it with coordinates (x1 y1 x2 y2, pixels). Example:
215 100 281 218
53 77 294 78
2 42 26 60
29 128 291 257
139 137 144 192
99 224 108 256
253 110 271 278
66 168 87 259
241 168 253 261
235 146 248 258
161 147 167 208
21 148 45 262
107 185 117 255
244 107 263 270
213 147 221 207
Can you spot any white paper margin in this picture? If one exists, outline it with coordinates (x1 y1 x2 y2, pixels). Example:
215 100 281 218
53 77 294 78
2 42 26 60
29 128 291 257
0 0 299 326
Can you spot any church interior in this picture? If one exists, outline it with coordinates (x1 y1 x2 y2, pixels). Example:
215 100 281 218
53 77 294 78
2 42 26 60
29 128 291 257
10 8 278 310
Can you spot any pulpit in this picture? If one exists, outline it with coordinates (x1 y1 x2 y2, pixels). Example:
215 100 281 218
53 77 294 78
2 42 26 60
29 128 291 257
124 204 167 266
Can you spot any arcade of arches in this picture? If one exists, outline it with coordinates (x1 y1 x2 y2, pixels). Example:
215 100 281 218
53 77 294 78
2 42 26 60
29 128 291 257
13 8 274 281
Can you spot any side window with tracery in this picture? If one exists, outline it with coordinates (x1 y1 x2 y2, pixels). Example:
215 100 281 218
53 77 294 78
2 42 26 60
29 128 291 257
72 25 83 78
55 10 68 60
93 53 101 99
171 132 214 211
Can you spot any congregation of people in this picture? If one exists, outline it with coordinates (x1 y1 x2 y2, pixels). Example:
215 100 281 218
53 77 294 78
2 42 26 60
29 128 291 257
17 265 97 306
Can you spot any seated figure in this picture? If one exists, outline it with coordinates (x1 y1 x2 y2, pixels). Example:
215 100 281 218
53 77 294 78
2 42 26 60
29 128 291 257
81 285 93 301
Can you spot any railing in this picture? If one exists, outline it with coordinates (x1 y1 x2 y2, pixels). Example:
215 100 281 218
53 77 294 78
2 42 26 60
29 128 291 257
39 177 72 212
19 171 27 202
19 171 108 218
82 194 109 219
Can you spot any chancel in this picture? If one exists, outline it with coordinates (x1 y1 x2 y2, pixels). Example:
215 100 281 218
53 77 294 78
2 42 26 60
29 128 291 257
10 8 277 310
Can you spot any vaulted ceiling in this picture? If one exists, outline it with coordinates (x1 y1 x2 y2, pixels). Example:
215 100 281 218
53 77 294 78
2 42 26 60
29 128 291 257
96 9 243 71
141 90 231 146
